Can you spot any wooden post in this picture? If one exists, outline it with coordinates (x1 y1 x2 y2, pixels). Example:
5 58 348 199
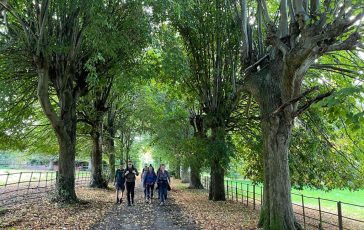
37 172 41 188
27 172 33 194
246 184 249 206
226 180 229 200
45 172 48 188
253 184 256 209
235 182 238 202
4 172 9 188
338 201 343 230
230 181 234 200
260 186 263 205
17 172 22 190
318 198 323 229
241 182 243 202
302 194 306 229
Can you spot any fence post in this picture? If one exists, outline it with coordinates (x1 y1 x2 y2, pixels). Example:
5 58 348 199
253 184 256 209
226 180 229 200
235 182 238 202
27 172 33 194
260 186 263 205
302 194 306 229
230 180 232 200
51 171 54 186
241 182 243 202
318 198 323 229
45 172 49 191
4 172 9 188
338 201 343 230
37 172 41 188
246 184 249 206
231 181 233 200
17 172 22 190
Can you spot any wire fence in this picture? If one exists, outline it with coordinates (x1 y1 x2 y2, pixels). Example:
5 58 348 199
0 170 91 208
202 177 364 230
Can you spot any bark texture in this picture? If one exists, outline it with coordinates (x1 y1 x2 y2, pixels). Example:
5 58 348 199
37 68 78 202
189 162 203 189
181 163 190 183
90 117 107 188
248 65 301 229
208 158 225 201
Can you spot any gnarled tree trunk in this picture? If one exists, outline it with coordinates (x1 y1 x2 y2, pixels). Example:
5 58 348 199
181 163 190 183
37 69 78 202
106 109 116 182
251 67 301 230
90 118 107 188
175 158 181 179
209 158 225 201
258 116 300 230
208 126 226 201
108 152 115 182
189 162 203 189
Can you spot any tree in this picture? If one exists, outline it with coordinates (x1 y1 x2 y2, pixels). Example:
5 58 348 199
188 109 206 189
0 0 99 202
233 1 363 229
153 0 244 201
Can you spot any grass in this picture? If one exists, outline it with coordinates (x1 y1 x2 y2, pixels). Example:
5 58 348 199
225 178 364 220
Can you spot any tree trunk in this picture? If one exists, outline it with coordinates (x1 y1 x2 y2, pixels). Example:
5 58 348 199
48 159 54 170
37 68 77 203
108 152 115 182
56 128 77 202
252 68 301 229
175 162 181 179
106 109 116 182
258 116 301 230
189 163 203 189
181 163 190 183
208 127 226 201
209 158 225 201
90 119 107 188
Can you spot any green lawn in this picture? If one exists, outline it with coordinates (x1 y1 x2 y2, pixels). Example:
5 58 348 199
224 178 364 220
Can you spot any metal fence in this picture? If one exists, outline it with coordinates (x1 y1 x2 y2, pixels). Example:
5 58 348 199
202 177 364 230
0 171 91 207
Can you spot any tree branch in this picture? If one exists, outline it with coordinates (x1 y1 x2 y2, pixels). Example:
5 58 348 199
293 90 334 117
272 86 319 116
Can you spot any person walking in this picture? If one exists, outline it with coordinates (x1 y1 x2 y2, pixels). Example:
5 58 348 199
156 165 161 199
114 164 126 204
156 164 170 205
141 164 148 199
148 164 156 199
143 165 157 203
124 160 139 206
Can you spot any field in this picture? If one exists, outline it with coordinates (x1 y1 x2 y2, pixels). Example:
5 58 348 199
227 178 364 221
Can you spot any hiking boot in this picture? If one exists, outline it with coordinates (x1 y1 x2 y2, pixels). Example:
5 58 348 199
128 203 131 206
116 198 119 204
119 198 123 203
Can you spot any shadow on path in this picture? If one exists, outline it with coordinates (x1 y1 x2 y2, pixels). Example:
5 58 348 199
92 182 198 230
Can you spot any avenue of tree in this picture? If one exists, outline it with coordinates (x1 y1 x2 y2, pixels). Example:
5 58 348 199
0 1 363 230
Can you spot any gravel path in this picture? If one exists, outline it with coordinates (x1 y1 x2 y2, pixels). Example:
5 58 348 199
92 182 198 230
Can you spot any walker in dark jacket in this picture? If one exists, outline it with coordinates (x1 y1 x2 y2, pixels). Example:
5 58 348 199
143 170 157 202
124 164 139 206
157 168 170 204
